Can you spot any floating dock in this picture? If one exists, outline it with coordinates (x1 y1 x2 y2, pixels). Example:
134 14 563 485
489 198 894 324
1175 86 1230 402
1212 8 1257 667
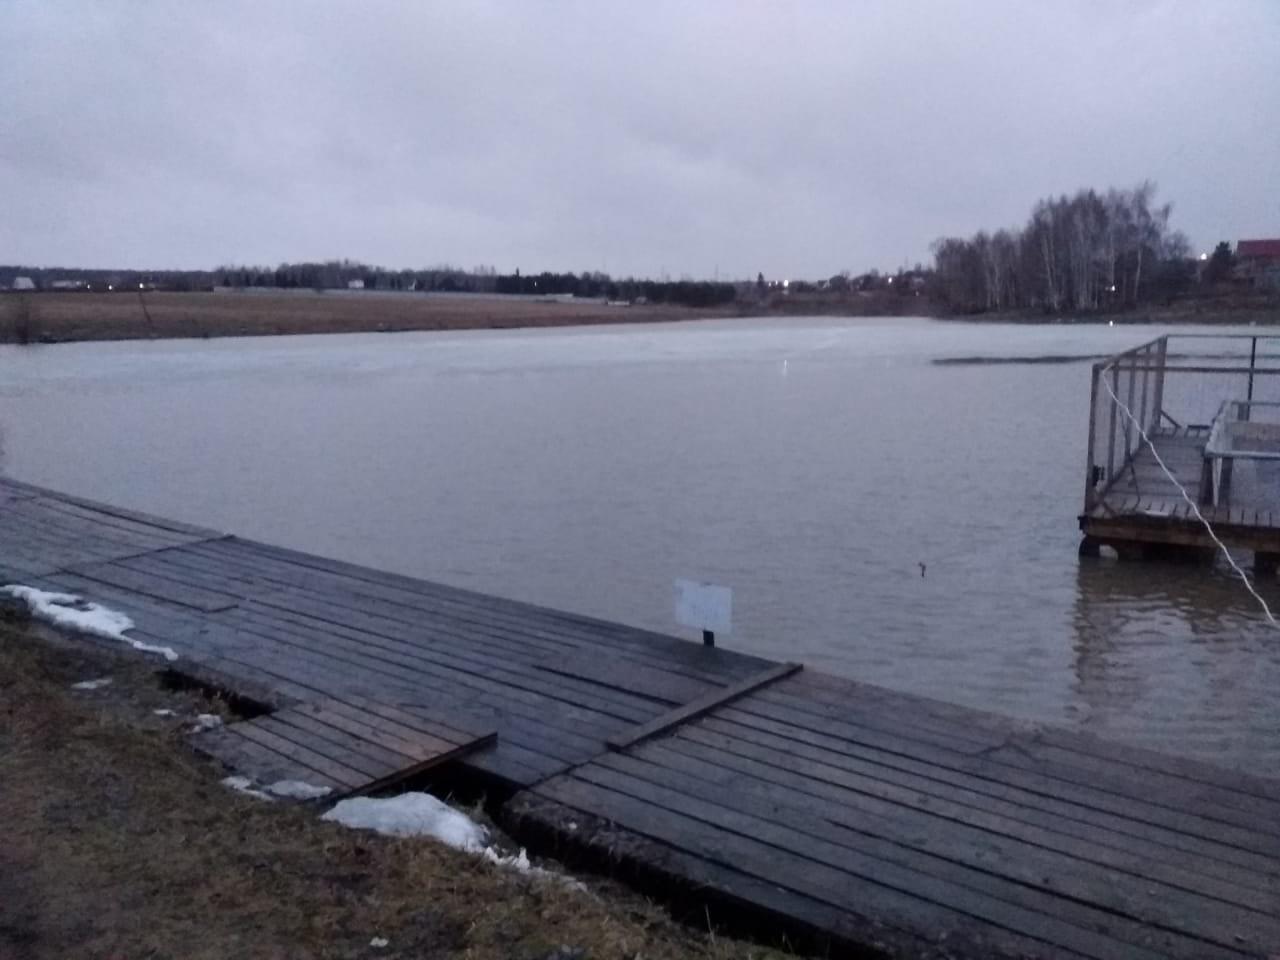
3 475 1279 958
1081 333 1280 567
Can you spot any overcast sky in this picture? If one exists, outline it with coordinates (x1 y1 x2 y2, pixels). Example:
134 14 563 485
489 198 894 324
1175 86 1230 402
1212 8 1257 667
2 1 1277 279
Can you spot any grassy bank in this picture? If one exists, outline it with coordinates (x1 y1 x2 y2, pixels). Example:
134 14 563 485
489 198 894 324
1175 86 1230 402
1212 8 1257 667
0 619 789 960
0 291 736 343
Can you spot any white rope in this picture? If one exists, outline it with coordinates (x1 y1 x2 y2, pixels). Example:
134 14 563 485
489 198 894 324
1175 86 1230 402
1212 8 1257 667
1101 372 1280 627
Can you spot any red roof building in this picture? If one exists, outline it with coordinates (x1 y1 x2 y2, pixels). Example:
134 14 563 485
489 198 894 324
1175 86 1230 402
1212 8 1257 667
1238 239 1280 259
1236 239 1280 290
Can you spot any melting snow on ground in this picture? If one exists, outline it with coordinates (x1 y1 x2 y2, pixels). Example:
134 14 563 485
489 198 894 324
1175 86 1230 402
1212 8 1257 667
70 677 112 690
221 776 274 801
1 585 178 661
321 793 581 886
322 793 488 850
220 776 331 801
263 780 332 800
191 713 223 731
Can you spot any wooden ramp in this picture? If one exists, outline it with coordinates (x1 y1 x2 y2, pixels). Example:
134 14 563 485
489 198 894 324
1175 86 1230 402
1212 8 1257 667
191 697 497 798
513 669 1280 960
3 475 1280 958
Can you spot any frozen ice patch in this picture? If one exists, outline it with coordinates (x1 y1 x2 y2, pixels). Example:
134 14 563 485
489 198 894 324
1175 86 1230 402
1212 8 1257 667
221 775 273 801
70 677 112 690
264 780 332 800
1 585 177 660
322 793 488 851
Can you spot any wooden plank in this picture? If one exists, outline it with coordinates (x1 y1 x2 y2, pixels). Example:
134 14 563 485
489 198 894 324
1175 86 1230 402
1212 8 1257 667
534 652 717 705
200 536 771 682
335 695 493 747
228 597 658 727
224 721 368 790
506 789 942 960
654 731 1280 916
240 591 659 723
191 726 345 795
715 704 1280 857
751 684 1280 828
585 749 1272 956
208 610 622 759
242 700 498 797
700 713 1280 881
62 559 241 612
264 709 420 776
0 478 222 538
607 663 802 752
534 772 1162 960
290 700 460 762
780 671 1280 806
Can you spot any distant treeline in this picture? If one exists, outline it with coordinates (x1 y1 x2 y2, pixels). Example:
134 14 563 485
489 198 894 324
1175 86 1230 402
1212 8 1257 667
217 263 736 307
931 182 1196 315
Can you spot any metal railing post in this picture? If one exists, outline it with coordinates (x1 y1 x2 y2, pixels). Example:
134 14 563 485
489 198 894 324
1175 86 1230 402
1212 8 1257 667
1084 362 1101 513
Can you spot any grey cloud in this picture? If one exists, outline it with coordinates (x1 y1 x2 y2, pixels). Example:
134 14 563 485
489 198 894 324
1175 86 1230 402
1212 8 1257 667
2 0 1277 276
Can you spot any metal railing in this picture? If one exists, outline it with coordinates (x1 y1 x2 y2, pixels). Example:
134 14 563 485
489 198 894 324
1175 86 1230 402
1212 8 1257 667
1204 399 1280 506
1084 334 1280 514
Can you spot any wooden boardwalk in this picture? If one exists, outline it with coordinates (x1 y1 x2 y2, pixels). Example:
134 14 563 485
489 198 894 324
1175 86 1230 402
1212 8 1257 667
4 476 1280 958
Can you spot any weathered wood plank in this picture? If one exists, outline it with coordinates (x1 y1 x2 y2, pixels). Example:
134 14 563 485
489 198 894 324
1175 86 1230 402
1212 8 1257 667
532 774 1155 960
586 751 1269 957
656 731 1280 914
698 714 1280 881
750 684 1280 829
224 721 369 790
778 670 1280 805
534 652 717 705
62 559 241 612
606 663 802 752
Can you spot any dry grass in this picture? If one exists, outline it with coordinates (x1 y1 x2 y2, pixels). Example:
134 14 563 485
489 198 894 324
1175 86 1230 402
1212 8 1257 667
0 620 792 960
0 292 727 343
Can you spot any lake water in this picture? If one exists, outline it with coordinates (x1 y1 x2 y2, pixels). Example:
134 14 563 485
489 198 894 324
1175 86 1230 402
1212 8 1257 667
2 316 1277 771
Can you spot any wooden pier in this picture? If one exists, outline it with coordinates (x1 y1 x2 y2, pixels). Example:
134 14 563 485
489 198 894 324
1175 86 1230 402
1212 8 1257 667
1081 333 1280 567
4 475 1280 958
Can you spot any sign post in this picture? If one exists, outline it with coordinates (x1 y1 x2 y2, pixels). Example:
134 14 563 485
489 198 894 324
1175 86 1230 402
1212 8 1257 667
674 578 732 647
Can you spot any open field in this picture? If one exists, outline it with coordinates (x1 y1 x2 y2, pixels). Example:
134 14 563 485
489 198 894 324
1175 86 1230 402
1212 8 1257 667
0 618 792 960
0 291 736 343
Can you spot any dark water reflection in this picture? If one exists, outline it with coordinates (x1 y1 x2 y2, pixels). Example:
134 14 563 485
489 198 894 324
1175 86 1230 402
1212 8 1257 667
1 316 1276 770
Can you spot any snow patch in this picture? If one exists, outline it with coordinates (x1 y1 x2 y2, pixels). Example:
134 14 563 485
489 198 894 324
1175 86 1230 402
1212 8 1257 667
191 713 223 731
221 775 273 801
321 793 487 850
321 792 585 888
71 677 112 690
264 780 332 800
1 585 178 660
370 937 389 949
153 708 175 717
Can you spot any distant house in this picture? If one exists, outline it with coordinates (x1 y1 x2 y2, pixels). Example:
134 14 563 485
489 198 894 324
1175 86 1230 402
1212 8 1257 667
11 276 35 291
347 279 365 290
1236 239 1280 290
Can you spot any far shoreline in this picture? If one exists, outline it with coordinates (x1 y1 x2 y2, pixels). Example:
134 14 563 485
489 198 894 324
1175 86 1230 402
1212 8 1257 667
1 288 1276 345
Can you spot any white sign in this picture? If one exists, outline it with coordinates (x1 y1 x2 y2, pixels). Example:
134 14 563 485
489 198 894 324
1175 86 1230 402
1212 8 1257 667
674 578 732 634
